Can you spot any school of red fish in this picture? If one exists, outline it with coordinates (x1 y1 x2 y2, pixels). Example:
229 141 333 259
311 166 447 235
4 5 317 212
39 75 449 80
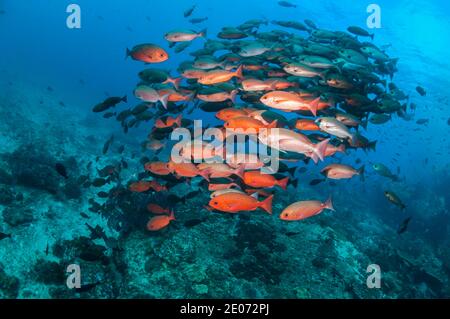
94 15 409 232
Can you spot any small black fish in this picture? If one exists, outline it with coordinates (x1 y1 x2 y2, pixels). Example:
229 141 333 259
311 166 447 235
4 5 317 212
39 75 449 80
286 231 301 237
93 96 127 113
278 1 297 8
75 281 102 293
184 218 206 228
0 232 12 241
45 242 50 256
92 178 108 187
189 17 208 24
397 217 412 234
184 5 196 18
309 179 325 186
416 118 429 125
47 86 54 92
80 212 90 219
86 223 107 241
117 145 125 154
55 163 69 179
97 191 109 198
103 112 116 119
103 135 114 155
416 86 426 96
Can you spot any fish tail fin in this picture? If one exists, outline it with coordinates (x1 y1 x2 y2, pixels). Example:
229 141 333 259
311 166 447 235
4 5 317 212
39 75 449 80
291 178 299 189
358 165 365 181
234 165 245 179
324 196 335 211
309 97 320 117
312 138 330 163
287 166 297 177
338 144 347 154
172 77 182 90
361 118 368 130
175 114 183 127
122 95 128 103
267 119 278 129
200 28 207 38
159 94 170 109
230 89 238 103
235 65 244 79
259 194 274 214
278 177 289 190
368 140 377 152
370 33 375 40
126 48 131 59
169 210 176 221
198 168 211 182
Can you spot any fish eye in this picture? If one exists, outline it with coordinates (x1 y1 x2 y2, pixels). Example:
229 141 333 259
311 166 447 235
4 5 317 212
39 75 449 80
284 213 289 217
214 201 218 205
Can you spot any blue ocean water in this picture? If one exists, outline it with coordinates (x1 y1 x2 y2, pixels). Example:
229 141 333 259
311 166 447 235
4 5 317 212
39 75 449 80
0 0 449 299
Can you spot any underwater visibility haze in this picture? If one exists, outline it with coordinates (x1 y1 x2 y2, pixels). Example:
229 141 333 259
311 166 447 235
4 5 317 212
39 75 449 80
0 0 449 299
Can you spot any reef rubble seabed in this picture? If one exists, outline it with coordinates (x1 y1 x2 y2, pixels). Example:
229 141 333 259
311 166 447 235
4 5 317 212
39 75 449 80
0 82 449 299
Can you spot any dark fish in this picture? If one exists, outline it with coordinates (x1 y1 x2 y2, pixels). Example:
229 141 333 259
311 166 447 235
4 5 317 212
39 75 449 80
0 232 12 241
47 86 54 92
189 17 208 24
416 118 429 125
184 218 206 228
97 191 109 198
397 217 412 234
416 86 426 96
92 178 108 187
184 5 196 17
55 163 69 179
59 101 66 107
93 96 127 113
45 242 50 256
309 179 325 186
103 112 116 119
384 191 406 210
80 212 90 219
117 145 125 154
286 231 301 237
278 1 297 8
75 281 102 293
304 19 317 30
103 135 114 155
86 223 107 241
347 26 374 40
